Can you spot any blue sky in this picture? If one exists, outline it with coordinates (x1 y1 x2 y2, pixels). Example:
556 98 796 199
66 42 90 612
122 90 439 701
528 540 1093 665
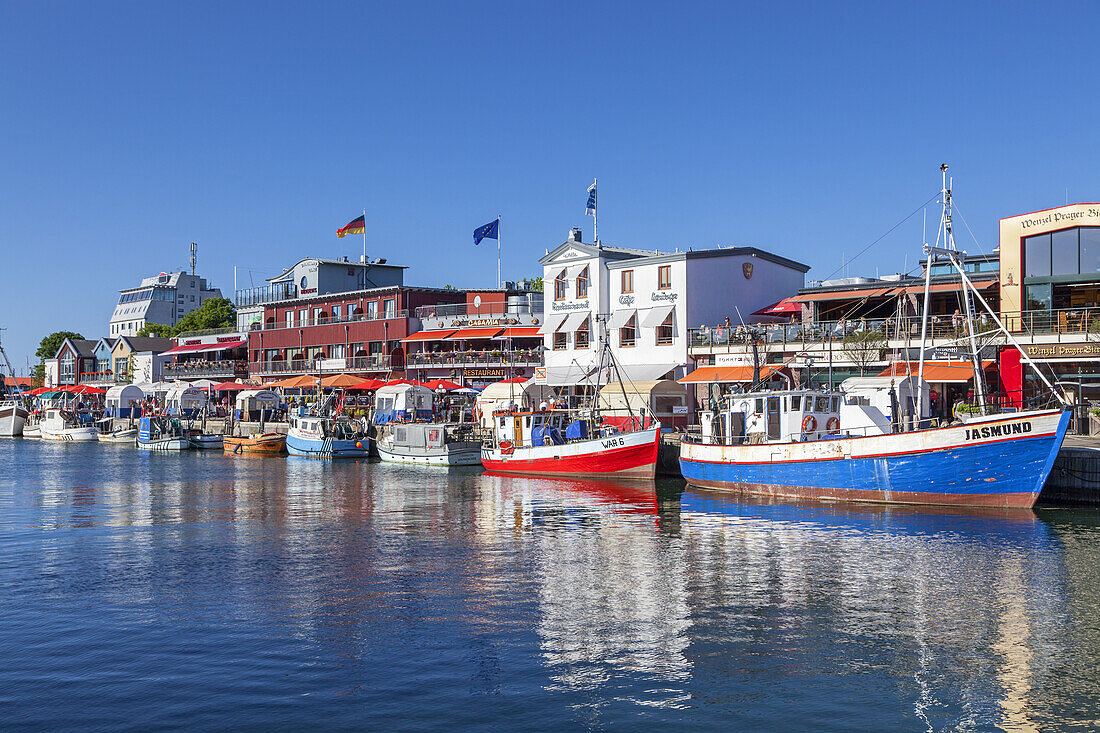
2 1 1097 368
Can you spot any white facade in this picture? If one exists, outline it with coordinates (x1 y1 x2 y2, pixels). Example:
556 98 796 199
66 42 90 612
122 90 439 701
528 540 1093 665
131 352 170 383
109 271 223 337
539 229 808 390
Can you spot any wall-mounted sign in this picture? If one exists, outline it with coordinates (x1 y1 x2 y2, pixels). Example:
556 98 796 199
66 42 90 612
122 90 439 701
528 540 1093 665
651 292 678 302
618 295 635 306
743 263 754 279
551 300 589 311
469 318 506 327
534 367 547 382
300 288 317 295
1022 342 1100 361
465 368 506 378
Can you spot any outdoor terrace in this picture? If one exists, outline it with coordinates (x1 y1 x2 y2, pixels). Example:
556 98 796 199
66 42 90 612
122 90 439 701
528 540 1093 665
406 348 543 369
164 360 248 380
249 355 394 376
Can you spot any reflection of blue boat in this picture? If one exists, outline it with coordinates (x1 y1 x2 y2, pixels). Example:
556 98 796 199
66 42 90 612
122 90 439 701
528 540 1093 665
679 489 1050 542
286 415 368 459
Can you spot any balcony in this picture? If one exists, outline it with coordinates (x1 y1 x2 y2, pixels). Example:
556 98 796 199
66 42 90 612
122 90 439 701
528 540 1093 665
406 348 543 369
234 282 298 308
415 298 543 320
249 355 393 376
175 327 239 339
250 310 410 332
163 360 249 380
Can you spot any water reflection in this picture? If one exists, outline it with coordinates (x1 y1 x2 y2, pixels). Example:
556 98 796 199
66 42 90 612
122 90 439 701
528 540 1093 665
0 440 1096 730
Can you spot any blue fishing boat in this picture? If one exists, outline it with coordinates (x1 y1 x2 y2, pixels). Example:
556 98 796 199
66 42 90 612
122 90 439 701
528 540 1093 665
680 166 1072 509
285 414 368 458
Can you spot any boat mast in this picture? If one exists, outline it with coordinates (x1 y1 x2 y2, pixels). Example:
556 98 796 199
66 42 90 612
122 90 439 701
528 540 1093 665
0 329 20 393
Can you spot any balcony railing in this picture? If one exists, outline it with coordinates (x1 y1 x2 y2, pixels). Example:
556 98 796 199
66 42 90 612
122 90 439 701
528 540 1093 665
689 307 1100 352
249 355 393 375
406 349 543 368
249 310 410 331
234 282 298 307
163 360 248 379
175 327 240 339
414 299 543 319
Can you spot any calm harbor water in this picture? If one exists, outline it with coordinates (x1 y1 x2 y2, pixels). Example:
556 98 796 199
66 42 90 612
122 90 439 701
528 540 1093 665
3 440 1100 730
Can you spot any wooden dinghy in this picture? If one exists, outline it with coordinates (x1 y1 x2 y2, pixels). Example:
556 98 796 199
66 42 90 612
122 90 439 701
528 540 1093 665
223 432 286 455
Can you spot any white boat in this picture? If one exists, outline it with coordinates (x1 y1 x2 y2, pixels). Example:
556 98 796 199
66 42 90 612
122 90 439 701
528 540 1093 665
96 417 137 443
0 399 28 437
376 422 482 466
188 433 224 450
286 414 368 458
137 416 191 451
41 408 99 441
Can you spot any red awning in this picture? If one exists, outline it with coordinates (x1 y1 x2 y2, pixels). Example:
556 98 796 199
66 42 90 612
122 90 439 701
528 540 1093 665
348 379 386 391
162 340 246 355
401 329 457 343
424 379 463 390
679 365 779 384
446 327 505 340
493 326 542 340
877 360 994 383
751 298 802 316
209 381 251 391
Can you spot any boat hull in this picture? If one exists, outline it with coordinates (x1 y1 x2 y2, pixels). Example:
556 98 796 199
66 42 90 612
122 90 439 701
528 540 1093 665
223 434 286 454
189 435 224 450
482 426 660 479
679 409 1070 509
377 441 483 466
0 406 28 437
42 427 98 442
137 437 191 451
286 431 368 459
98 429 138 443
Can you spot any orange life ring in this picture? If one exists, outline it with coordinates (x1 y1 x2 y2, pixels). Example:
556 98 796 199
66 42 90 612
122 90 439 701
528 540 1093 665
802 415 817 433
826 417 840 434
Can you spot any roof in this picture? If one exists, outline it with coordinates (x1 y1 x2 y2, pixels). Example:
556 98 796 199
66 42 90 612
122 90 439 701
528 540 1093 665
493 326 542 340
604 246 811 273
791 276 998 303
539 240 656 266
678 365 780 384
267 257 407 282
119 336 175 353
55 339 98 359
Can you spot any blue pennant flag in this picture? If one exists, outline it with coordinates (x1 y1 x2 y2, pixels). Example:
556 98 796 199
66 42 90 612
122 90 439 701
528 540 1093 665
473 218 499 246
586 180 597 216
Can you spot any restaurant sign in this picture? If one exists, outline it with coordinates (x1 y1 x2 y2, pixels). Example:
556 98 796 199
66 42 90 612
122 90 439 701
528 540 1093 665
465 368 507 379
1023 342 1100 361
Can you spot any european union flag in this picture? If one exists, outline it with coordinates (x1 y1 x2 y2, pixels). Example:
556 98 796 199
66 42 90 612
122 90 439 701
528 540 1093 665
473 218 499 246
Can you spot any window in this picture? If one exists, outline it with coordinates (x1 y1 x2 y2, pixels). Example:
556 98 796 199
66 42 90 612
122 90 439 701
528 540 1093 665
366 301 378 319
1025 283 1052 311
114 358 127 375
554 270 567 300
553 332 567 350
791 395 801 410
576 267 589 298
190 294 195 302
656 312 673 344
60 352 75 382
1082 228 1100 274
332 304 342 321
1024 233 1052 278
285 311 294 328
313 307 322 323
621 269 634 293
348 304 358 319
755 398 764 413
575 317 590 349
658 265 672 290
299 308 308 326
384 299 395 318
300 276 308 289
1052 229 1079 276
331 344 345 359
619 315 636 347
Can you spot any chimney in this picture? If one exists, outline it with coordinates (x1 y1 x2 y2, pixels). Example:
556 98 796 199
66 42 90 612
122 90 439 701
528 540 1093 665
569 228 583 243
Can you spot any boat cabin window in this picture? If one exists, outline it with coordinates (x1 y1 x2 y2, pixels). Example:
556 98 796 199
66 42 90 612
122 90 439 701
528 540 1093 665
755 398 763 413
815 396 829 412
830 396 839 412
525 416 531 428
499 416 507 428
790 395 801 411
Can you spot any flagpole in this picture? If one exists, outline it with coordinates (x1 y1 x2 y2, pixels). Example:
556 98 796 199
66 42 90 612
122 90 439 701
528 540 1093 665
593 177 598 244
362 207 367 261
497 215 502 289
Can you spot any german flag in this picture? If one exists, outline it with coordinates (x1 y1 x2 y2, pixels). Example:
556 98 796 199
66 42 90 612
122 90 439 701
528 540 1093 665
337 214 366 238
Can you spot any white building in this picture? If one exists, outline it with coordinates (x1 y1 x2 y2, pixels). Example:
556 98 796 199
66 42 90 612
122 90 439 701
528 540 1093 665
109 271 223 337
539 228 809 394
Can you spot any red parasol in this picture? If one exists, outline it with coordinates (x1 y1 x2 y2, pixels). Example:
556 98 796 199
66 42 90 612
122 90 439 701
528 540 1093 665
209 381 251 391
348 379 385 391
425 379 462 390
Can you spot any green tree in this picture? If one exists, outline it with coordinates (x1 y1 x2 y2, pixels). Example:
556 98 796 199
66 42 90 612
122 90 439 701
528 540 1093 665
172 297 236 335
35 331 84 361
31 363 45 387
136 322 174 338
529 277 543 293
